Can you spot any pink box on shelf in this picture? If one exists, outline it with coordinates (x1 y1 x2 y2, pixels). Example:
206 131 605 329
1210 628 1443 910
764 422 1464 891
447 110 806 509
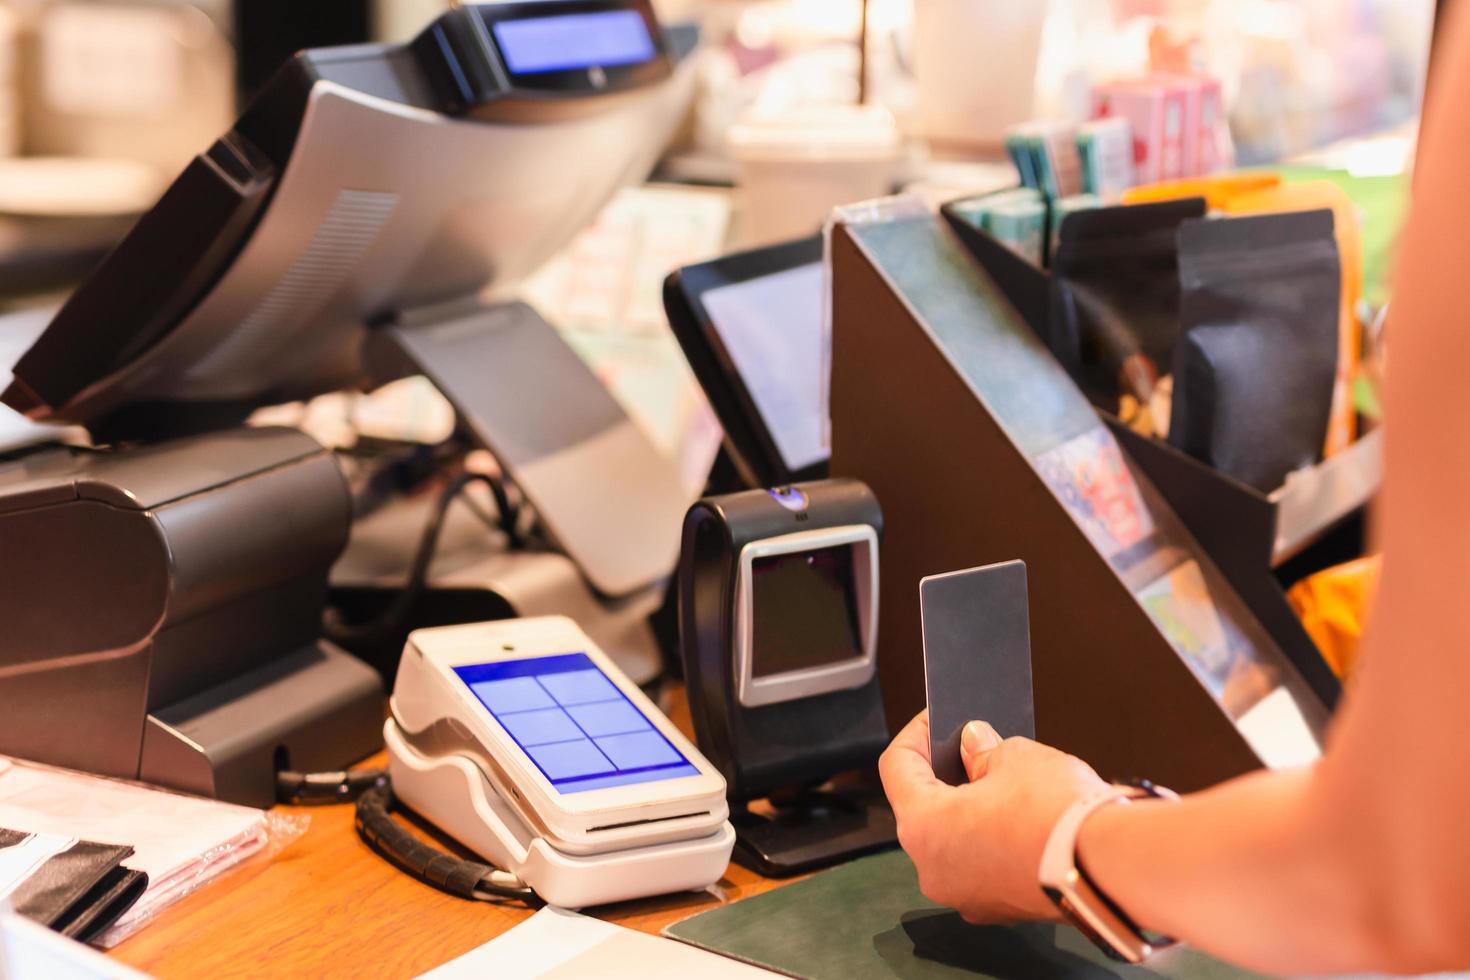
1179 75 1226 176
1095 75 1220 183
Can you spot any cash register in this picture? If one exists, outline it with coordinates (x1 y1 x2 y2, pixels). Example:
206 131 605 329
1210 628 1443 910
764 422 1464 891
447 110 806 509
0 0 698 806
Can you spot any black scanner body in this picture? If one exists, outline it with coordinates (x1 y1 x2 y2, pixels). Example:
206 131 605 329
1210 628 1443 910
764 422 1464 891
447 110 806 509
677 478 889 802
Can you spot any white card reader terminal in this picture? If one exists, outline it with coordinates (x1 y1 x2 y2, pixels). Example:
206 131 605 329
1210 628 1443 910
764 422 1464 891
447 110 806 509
386 616 735 908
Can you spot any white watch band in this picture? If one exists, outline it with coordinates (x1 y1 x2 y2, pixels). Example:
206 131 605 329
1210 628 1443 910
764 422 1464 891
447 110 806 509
1038 784 1178 963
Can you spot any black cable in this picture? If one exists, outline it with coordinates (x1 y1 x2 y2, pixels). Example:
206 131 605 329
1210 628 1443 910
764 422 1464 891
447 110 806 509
323 471 522 646
459 483 527 544
476 472 523 550
354 783 540 905
275 767 540 904
276 768 388 805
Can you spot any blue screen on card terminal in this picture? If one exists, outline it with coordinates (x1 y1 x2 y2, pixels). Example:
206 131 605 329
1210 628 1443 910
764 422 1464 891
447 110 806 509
454 654 697 793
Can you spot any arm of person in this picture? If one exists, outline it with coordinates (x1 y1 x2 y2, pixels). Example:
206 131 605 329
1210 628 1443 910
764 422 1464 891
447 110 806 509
882 9 1470 975
1080 6 1470 969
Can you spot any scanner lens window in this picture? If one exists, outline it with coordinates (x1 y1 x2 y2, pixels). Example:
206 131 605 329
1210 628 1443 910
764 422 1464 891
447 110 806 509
750 544 864 679
455 653 699 794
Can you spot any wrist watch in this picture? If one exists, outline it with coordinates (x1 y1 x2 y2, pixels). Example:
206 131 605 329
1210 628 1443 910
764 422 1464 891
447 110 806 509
1038 780 1180 963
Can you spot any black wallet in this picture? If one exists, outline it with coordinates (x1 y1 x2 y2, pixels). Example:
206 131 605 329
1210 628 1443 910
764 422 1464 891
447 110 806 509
1 828 149 943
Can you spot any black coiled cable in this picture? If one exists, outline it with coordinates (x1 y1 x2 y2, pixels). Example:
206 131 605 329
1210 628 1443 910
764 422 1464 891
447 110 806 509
354 783 540 904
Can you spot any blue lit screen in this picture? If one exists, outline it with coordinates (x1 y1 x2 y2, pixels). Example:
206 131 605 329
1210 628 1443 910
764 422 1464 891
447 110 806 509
491 11 656 75
455 653 698 793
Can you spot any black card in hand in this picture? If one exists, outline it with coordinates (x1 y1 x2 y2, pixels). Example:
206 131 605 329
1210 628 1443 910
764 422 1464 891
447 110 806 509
921 561 1035 786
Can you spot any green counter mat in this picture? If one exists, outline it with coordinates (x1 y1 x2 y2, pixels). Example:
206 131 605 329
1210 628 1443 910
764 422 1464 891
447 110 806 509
664 849 1269 980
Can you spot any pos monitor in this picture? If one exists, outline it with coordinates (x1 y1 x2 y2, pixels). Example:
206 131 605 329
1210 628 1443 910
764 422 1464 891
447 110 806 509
665 236 829 489
3 0 696 599
0 1 698 804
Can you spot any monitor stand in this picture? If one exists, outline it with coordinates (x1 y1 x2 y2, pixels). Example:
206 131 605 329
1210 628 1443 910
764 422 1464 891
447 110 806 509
337 297 692 683
731 776 897 878
365 300 692 601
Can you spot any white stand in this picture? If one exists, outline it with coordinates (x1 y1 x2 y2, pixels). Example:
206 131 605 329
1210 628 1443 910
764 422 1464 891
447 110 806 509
384 721 735 909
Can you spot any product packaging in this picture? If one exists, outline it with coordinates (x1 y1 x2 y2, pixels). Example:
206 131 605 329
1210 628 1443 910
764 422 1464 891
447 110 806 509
1169 210 1340 492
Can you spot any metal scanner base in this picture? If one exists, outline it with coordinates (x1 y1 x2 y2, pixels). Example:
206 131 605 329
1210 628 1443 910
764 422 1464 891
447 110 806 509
384 720 734 909
731 781 897 878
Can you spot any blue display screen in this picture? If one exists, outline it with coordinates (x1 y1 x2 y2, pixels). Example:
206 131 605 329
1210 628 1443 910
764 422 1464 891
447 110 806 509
491 11 656 75
454 653 698 794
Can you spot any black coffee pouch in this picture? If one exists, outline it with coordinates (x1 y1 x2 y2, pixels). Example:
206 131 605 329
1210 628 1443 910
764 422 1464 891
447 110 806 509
1169 209 1340 492
1049 197 1207 411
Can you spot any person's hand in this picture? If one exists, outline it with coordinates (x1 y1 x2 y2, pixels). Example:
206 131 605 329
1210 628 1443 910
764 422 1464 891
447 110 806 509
878 710 1108 923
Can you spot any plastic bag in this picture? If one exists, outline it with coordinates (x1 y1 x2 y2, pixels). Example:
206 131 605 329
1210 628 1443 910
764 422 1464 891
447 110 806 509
1286 556 1381 682
0 758 308 948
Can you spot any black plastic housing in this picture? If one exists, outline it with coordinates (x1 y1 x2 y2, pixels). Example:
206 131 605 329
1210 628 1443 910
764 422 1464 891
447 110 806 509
3 0 681 440
0 427 384 806
412 1 671 119
677 478 889 802
664 235 827 490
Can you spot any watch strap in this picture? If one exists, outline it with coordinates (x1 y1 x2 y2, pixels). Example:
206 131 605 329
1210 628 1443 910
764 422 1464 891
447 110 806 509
1038 783 1178 963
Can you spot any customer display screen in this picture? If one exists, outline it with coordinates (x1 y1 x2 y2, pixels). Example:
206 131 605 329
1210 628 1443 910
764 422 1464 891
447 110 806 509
750 544 863 678
702 263 828 474
455 654 698 794
491 11 656 75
